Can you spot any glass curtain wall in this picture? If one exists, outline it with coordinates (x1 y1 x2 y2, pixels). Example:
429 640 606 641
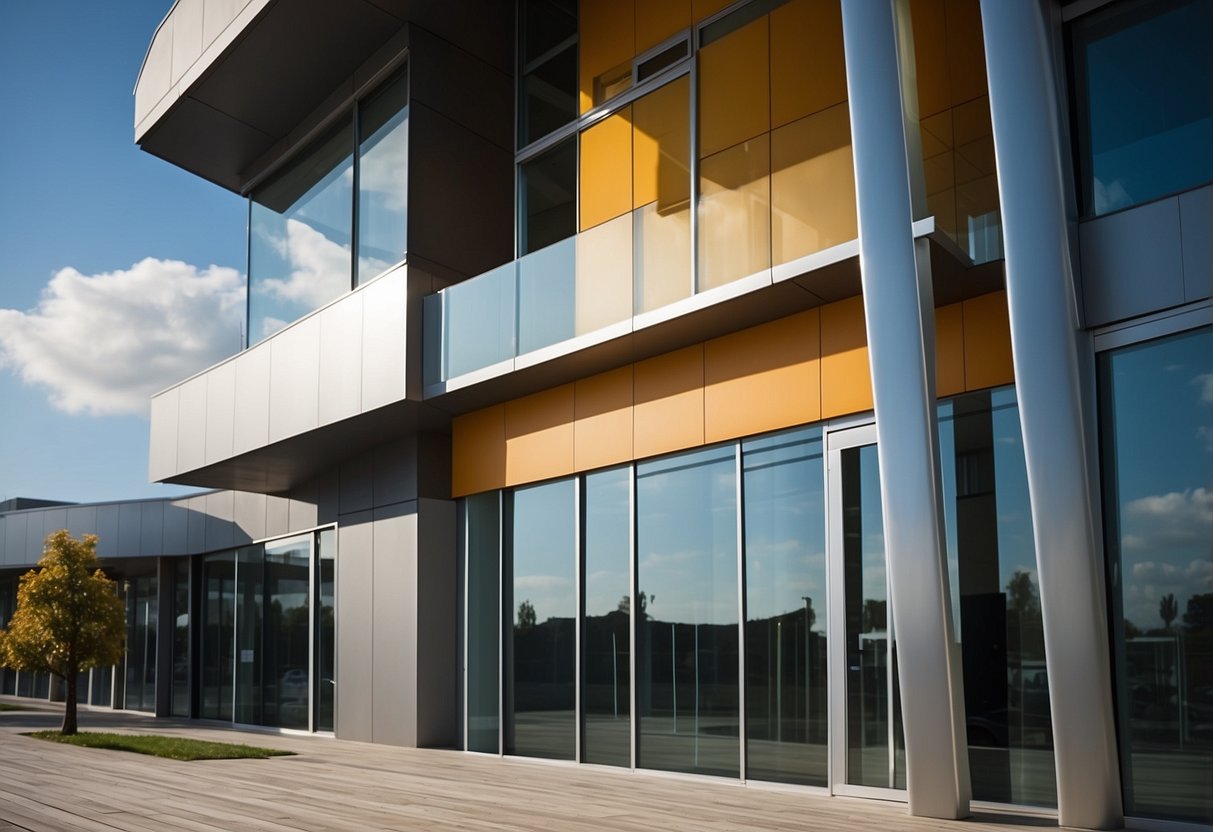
316 528 337 732
939 389 1055 807
467 492 502 752
171 558 191 717
356 69 409 284
124 574 158 712
1099 326 1212 825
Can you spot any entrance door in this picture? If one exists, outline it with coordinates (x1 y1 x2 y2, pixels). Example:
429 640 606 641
826 425 905 798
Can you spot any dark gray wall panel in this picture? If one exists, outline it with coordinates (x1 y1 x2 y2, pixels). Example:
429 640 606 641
163 500 190 555
176 375 209 475
118 503 142 556
409 23 511 150
265 495 290 539
233 343 272 456
337 510 375 742
361 263 409 413
233 491 266 544
1081 197 1185 327
373 437 417 507
1180 186 1212 302
317 469 339 525
149 386 179 483
95 505 121 558
205 359 238 465
319 291 364 426
186 495 208 552
204 491 236 551
139 502 165 556
340 452 374 515
372 502 418 746
416 497 457 747
268 314 321 444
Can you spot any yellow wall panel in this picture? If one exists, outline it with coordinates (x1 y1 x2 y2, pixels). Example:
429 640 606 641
504 385 576 486
452 405 506 497
636 0 691 53
634 345 705 459
946 0 988 108
576 213 634 333
770 0 847 128
963 290 1014 390
935 302 965 397
698 16 769 158
580 0 634 112
704 309 821 443
698 136 771 290
580 107 633 231
820 295 873 418
633 77 690 209
910 0 950 119
574 366 635 470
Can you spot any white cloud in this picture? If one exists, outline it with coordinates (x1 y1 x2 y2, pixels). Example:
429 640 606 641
254 219 350 309
1125 487 1213 547
0 257 244 416
1194 373 1213 405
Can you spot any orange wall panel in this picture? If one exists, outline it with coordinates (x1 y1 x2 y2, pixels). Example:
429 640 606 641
581 108 634 231
633 345 705 459
580 0 634 112
636 0 691 53
693 0 734 21
935 302 966 397
820 295 873 418
504 385 576 486
698 15 770 158
452 404 506 498
575 366 635 470
963 290 1014 391
704 309 821 443
770 0 847 129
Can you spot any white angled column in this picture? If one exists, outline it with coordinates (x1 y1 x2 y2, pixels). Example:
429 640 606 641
840 0 969 819
978 2 1122 828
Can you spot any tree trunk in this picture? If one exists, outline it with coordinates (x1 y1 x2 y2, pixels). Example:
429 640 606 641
61 673 78 736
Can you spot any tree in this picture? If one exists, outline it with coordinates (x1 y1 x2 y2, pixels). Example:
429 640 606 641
1006 569 1040 614
517 599 537 630
0 530 126 735
1159 593 1178 630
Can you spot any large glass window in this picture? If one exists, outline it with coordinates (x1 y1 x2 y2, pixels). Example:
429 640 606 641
263 535 311 730
124 573 158 712
636 445 739 778
1099 326 1212 825
201 551 235 720
506 480 577 759
315 528 336 732
356 69 409 285
583 467 632 767
467 492 502 753
518 0 578 147
171 558 190 717
939 389 1055 807
743 427 828 786
1070 0 1213 217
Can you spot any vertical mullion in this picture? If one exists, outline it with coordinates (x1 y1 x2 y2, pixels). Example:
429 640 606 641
574 476 583 763
736 444 747 781
689 55 700 296
350 99 360 289
629 463 638 770
498 490 506 757
307 535 316 733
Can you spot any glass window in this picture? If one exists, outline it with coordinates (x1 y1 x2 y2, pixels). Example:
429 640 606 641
356 69 409 285
743 427 828 786
1099 326 1213 825
467 492 502 753
1070 0 1213 216
939 389 1056 807
520 138 577 255
263 535 312 731
124 574 158 713
507 480 576 759
583 467 632 767
519 0 578 146
201 551 235 721
315 528 336 732
234 545 264 725
636 444 739 777
249 120 354 343
171 558 190 717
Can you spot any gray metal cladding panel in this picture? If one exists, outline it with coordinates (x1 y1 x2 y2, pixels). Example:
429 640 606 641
23 512 44 559
163 501 189 555
372 502 418 747
202 0 250 45
1081 197 1185 327
415 498 457 747
176 375 209 475
40 508 67 539
65 506 98 543
204 491 236 551
337 512 374 743
170 0 204 79
0 516 6 565
361 269 408 413
233 343 272 456
339 451 374 515
95 506 121 558
186 495 208 552
139 502 165 556
149 388 179 482
372 437 417 508
118 503 142 556
3 513 27 566
233 491 266 544
288 495 318 533
205 359 238 465
318 291 364 427
1180 186 1212 301
265 495 290 539
268 314 321 444
409 24 512 150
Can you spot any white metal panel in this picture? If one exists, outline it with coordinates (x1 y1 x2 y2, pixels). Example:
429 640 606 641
149 387 180 482
232 342 271 456
3 512 27 566
204 358 237 465
372 504 418 746
319 290 364 426
176 375 209 475
265 495 290 539
361 268 408 412
170 0 204 87
204 490 236 552
337 511 375 742
233 491 266 544
269 314 322 444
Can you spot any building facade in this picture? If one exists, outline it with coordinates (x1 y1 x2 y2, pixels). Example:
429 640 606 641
2 0 1210 828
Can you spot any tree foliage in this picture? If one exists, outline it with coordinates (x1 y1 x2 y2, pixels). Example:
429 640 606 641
0 530 126 735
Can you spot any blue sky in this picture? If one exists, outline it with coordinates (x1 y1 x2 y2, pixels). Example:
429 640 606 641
0 1 246 503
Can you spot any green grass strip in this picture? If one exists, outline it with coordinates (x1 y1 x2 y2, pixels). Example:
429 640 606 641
0 703 28 711
27 731 295 761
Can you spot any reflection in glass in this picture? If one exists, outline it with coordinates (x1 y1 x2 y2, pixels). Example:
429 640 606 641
234 545 264 725
583 467 632 767
172 558 191 717
520 138 577 255
201 552 235 720
1070 0 1212 216
637 445 739 777
518 237 575 355
518 0 577 146
356 69 409 285
1100 326 1213 825
841 444 904 788
467 492 502 753
249 120 353 344
124 574 158 712
1 578 16 695
574 213 633 336
263 535 312 730
442 262 516 380
743 428 827 786
316 529 336 732
699 136 771 291
939 389 1056 807
507 480 576 759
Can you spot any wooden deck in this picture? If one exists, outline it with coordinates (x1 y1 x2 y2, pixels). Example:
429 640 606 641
0 704 1065 832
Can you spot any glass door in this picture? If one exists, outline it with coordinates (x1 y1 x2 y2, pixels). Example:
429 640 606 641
827 424 905 799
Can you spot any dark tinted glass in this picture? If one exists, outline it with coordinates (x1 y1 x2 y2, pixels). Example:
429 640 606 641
520 138 577 254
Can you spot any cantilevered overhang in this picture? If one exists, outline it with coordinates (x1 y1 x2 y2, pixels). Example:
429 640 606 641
134 0 510 193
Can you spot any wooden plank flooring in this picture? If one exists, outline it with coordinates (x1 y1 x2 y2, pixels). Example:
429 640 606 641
0 704 1066 832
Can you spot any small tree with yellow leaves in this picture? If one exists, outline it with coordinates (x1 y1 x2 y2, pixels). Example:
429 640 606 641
0 530 125 735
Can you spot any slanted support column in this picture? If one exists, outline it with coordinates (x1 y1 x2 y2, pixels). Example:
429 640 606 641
840 0 969 819
978 2 1122 828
